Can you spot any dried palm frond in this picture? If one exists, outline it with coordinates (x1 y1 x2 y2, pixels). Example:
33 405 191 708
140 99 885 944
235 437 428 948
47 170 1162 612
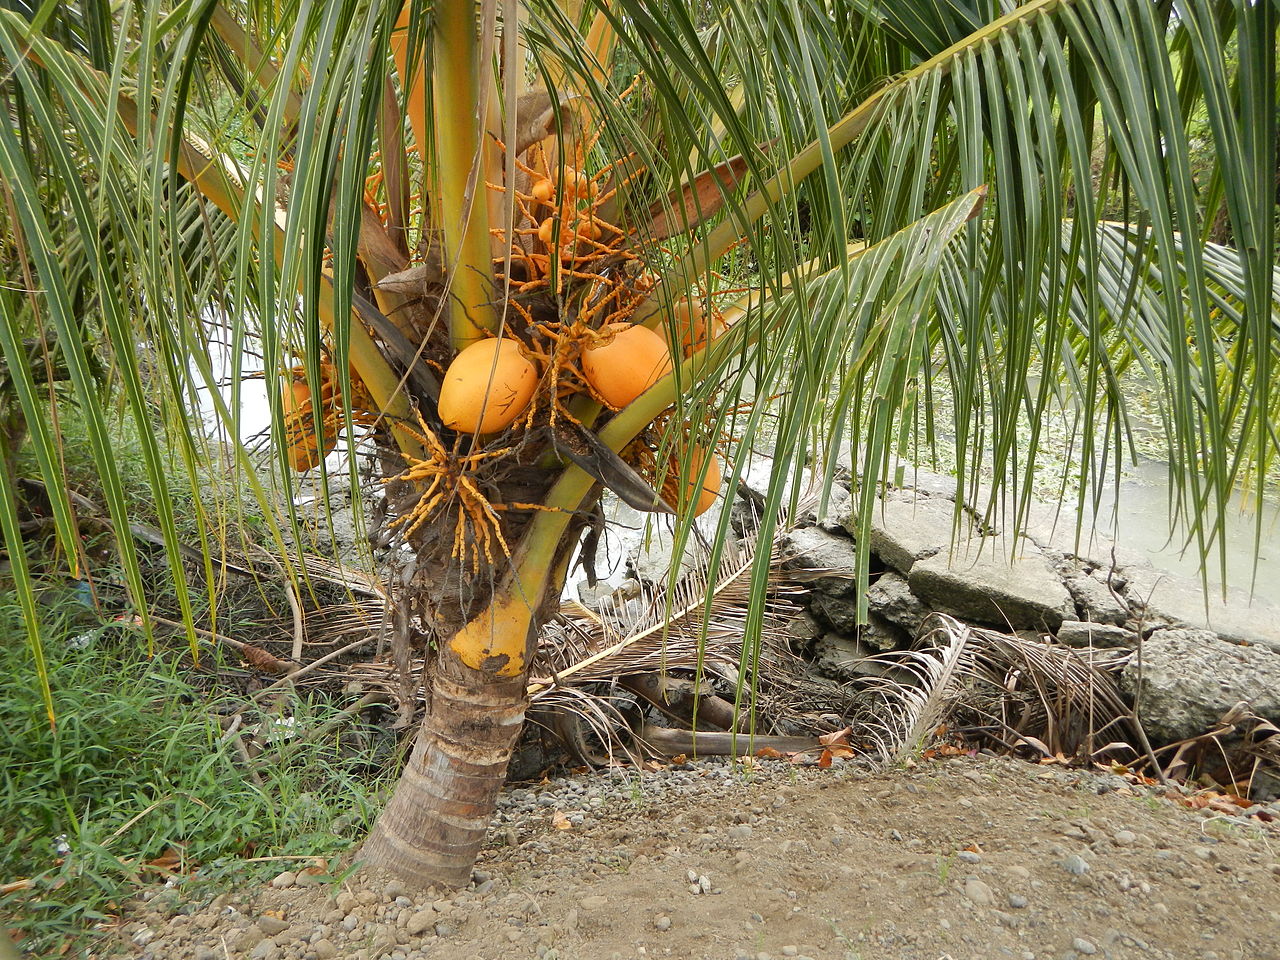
529 530 803 691
854 614 975 761
853 614 1142 764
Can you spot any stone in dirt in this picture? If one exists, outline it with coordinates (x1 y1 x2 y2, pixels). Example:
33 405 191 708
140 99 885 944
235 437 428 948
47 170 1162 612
1119 627 1280 742
257 916 289 936
866 571 932 637
1055 620 1138 649
1122 566 1280 654
908 536 1076 631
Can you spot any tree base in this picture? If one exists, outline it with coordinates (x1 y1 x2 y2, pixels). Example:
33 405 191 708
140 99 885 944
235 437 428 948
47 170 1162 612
360 664 528 888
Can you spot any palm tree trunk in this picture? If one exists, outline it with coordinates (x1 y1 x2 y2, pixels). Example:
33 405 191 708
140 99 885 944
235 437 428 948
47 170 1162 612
360 651 529 888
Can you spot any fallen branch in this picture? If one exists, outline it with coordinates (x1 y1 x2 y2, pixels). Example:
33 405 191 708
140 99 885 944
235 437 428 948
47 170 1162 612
638 724 821 757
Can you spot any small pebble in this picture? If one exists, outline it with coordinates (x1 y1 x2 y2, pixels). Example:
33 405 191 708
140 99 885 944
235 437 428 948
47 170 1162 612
1062 854 1090 876
258 916 289 937
270 872 297 889
1072 937 1098 955
1113 830 1137 846
654 916 672 932
405 910 435 936
962 878 994 906
1008 894 1028 909
957 851 982 864
781 947 799 957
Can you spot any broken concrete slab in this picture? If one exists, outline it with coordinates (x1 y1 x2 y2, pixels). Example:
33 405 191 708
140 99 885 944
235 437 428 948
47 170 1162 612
1122 566 1280 654
778 526 859 575
1120 628 1280 742
908 536 1076 631
1056 620 1138 649
850 489 979 575
1064 573 1131 627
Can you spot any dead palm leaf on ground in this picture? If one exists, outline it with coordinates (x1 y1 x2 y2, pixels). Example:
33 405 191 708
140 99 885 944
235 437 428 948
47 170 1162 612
855 614 1142 764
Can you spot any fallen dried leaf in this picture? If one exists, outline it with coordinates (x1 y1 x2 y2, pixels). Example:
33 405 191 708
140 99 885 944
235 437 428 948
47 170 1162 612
551 810 572 831
819 726 853 747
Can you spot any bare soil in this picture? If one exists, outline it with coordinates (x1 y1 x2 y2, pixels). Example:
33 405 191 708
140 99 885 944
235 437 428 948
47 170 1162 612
106 755 1280 960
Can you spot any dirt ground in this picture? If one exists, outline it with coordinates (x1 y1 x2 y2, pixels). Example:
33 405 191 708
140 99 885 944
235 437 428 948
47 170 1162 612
106 755 1280 960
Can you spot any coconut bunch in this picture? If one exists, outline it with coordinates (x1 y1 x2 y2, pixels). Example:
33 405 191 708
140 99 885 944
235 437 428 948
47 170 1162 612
277 92 745 584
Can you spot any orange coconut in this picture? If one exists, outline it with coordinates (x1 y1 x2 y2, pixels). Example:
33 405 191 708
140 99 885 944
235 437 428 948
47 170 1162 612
281 374 335 472
582 323 673 409
661 445 722 517
439 338 538 434
664 299 730 357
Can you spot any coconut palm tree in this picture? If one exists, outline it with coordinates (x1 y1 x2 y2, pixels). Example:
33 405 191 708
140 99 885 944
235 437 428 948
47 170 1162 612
0 0 1275 889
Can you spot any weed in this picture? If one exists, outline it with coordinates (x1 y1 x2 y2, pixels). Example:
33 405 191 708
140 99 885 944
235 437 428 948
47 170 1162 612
0 590 391 955
936 851 957 884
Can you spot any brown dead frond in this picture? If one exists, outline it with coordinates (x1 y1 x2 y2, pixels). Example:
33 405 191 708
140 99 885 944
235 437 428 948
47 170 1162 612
854 614 1142 764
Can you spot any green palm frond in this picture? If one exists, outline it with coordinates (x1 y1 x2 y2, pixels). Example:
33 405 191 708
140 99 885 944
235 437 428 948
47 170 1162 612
0 0 1274 720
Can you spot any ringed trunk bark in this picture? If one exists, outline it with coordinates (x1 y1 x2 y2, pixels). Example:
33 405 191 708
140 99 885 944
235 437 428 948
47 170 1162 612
360 656 528 888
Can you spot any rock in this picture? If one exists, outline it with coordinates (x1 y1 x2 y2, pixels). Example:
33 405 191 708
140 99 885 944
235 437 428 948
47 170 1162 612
1056 620 1138 649
314 940 338 959
270 871 297 889
866 572 931 636
859 614 906 652
579 895 608 909
575 579 616 611
962 878 994 906
1061 855 1090 876
1072 938 1098 955
405 910 436 936
258 916 290 936
237 928 265 952
778 527 859 579
383 880 409 901
810 634 903 682
1065 574 1130 626
1119 628 1280 741
811 483 853 529
857 490 978 574
1123 566 1280 653
1113 830 1138 846
909 536 1075 631
957 851 981 865
785 611 824 642
335 893 358 914
807 592 859 633
194 946 218 960
654 916 672 932
1008 894 1028 909
249 940 278 960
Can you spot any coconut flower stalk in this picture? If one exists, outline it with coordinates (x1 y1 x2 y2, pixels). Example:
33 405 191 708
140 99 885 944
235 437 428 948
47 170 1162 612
0 0 1275 891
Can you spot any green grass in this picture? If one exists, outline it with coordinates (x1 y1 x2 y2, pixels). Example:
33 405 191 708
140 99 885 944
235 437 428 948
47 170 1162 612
0 590 393 956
